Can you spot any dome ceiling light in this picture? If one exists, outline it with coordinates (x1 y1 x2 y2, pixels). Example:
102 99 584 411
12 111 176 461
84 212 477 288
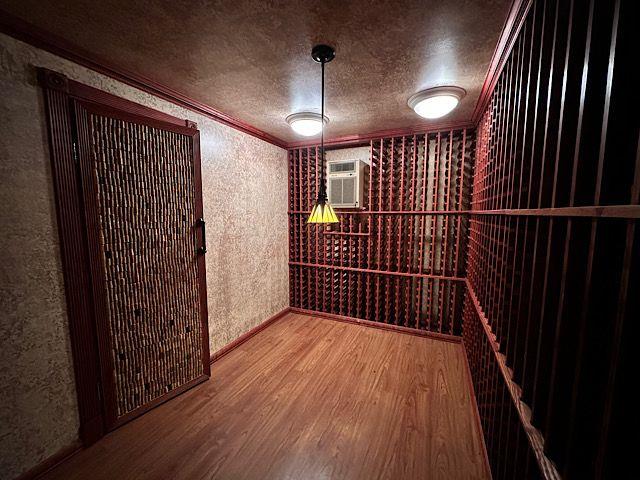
408 86 466 119
286 112 328 137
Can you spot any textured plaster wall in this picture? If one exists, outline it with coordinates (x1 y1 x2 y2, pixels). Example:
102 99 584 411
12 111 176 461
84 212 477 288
0 33 289 479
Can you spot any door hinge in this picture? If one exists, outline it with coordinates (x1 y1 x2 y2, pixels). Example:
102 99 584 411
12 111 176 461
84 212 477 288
72 140 80 164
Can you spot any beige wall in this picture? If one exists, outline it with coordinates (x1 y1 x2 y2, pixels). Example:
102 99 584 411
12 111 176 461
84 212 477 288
0 33 289 479
326 145 371 165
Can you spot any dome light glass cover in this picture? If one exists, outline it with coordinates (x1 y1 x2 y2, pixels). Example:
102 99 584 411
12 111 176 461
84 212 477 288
408 87 466 119
286 112 328 137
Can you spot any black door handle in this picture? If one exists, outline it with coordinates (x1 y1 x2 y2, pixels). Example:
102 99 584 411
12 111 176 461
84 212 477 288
196 218 207 254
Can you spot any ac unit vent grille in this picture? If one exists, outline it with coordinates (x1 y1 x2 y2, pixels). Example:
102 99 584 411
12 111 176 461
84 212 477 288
329 178 342 204
329 161 356 173
342 177 355 204
329 177 356 205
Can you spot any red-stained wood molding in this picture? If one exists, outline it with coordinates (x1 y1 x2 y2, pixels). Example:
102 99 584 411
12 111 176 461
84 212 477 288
1 1 529 150
471 0 533 124
0 10 288 148
286 121 477 149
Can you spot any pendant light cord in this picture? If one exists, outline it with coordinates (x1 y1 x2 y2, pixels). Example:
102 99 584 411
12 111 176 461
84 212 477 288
320 59 325 199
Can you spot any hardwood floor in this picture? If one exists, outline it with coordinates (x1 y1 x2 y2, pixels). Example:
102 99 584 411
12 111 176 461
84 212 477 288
42 313 489 480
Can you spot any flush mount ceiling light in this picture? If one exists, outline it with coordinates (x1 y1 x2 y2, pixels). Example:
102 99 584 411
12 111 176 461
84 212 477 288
286 112 328 137
408 86 466 119
307 44 339 224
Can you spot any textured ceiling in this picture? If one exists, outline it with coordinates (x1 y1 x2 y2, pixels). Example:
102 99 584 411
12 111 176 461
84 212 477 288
0 0 512 143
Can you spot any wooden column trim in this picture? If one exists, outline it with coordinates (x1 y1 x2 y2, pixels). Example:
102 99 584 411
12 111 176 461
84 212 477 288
38 68 104 444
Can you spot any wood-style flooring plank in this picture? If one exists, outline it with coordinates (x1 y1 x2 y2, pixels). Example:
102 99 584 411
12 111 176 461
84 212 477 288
41 313 489 480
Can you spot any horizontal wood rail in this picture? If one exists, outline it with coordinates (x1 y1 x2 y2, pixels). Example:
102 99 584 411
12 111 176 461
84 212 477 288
465 280 561 480
290 204 640 219
289 262 466 283
289 210 469 215
321 230 371 237
469 205 640 219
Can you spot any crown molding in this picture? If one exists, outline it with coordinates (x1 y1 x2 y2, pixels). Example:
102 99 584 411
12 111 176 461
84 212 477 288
0 10 289 149
471 0 533 124
286 120 477 149
2 0 526 152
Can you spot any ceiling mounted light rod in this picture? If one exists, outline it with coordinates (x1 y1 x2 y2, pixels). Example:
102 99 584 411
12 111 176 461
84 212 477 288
307 44 339 224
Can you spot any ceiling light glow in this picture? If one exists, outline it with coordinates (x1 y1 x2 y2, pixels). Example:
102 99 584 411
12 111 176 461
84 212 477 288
408 87 466 119
286 112 328 137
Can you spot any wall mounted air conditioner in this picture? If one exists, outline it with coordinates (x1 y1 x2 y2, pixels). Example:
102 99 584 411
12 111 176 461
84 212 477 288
327 159 369 208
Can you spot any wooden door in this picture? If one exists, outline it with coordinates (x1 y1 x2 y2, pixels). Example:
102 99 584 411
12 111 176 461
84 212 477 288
72 100 210 429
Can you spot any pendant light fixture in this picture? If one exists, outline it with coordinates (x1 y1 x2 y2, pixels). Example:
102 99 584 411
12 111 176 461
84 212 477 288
308 44 339 224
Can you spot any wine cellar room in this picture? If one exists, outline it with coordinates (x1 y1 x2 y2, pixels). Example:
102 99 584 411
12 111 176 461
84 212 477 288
0 0 637 479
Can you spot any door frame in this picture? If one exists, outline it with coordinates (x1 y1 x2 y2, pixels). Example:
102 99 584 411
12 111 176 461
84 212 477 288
38 67 210 444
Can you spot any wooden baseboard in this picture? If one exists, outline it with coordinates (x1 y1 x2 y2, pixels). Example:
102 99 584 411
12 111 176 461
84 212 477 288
289 307 462 344
210 307 292 363
14 440 82 480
